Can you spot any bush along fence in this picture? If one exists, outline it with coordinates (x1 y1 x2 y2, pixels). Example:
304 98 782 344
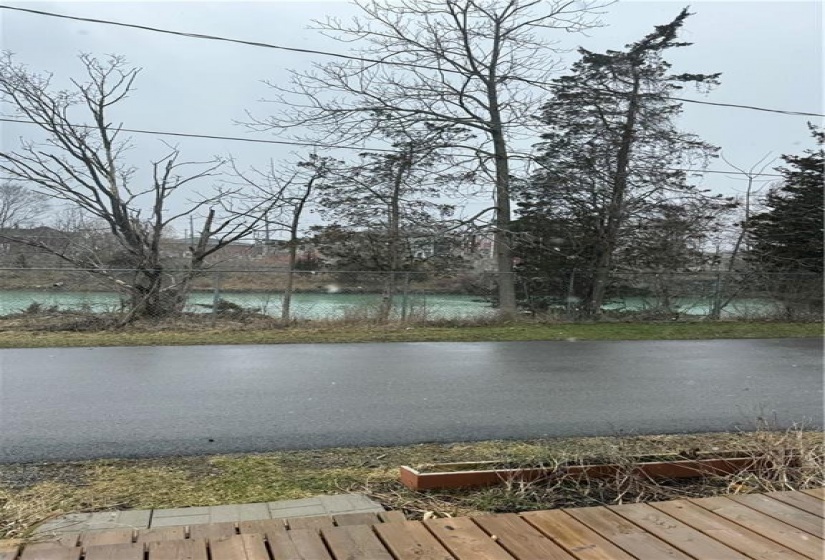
0 267 820 326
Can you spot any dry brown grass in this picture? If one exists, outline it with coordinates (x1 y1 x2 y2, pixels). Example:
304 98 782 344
361 424 824 520
0 316 819 348
1 429 822 540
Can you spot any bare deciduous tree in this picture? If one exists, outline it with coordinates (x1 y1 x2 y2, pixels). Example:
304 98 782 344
232 153 335 322
252 0 602 314
0 52 279 321
0 182 50 229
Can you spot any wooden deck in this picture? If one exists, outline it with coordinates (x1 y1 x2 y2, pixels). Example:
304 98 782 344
3 489 822 559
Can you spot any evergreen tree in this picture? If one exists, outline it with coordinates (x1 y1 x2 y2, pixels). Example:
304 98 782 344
749 126 824 274
747 126 823 317
519 8 722 316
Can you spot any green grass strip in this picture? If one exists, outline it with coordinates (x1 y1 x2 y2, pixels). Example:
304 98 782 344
0 321 819 348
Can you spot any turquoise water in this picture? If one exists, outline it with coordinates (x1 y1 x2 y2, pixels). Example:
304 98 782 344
0 290 497 320
0 289 781 319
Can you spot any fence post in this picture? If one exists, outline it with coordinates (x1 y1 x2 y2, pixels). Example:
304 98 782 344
400 272 410 321
566 269 576 319
211 271 222 326
710 270 723 320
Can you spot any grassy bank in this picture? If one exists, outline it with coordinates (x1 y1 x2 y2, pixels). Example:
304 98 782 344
0 321 820 349
2 429 821 539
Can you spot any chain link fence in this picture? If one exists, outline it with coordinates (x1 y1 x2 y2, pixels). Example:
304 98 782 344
0 268 820 327
518 269 822 320
0 268 496 324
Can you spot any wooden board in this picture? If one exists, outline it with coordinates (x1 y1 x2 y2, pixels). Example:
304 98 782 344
83 543 144 560
21 547 81 560
80 529 135 547
425 516 514 560
521 510 635 560
566 506 693 560
237 519 287 537
24 534 80 549
208 534 269 560
0 543 19 560
691 497 822 559
473 513 575 560
287 516 334 532
766 491 825 517
269 528 332 560
147 539 208 560
136 526 187 543
728 494 824 537
188 522 237 541
322 525 393 560
377 511 407 524
653 499 806 560
374 520 454 560
608 502 749 560
332 512 381 527
801 487 824 500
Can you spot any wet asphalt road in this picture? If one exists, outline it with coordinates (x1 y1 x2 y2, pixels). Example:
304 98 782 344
0 338 821 462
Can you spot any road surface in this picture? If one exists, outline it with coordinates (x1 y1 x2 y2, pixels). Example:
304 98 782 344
1 338 821 462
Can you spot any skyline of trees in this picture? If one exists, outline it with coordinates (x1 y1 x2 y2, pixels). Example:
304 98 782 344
0 3 820 321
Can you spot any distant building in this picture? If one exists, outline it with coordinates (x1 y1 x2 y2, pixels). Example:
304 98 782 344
0 227 72 267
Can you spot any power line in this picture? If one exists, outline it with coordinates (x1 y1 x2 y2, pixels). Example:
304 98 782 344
2 3 823 118
0 4 440 73
0 117 395 153
3 115 786 178
671 97 823 118
676 168 782 178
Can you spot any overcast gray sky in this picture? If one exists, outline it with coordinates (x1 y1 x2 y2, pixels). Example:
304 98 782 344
1 0 822 230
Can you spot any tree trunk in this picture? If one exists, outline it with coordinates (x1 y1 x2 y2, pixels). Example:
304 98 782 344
585 69 642 317
491 128 516 315
380 150 411 322
281 242 297 322
127 268 175 320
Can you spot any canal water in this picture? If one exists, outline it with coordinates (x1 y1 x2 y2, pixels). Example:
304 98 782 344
0 289 781 319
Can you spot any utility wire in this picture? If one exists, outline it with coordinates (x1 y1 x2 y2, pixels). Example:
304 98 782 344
2 115 785 177
0 4 440 73
0 117 396 152
670 97 823 118
1 3 823 118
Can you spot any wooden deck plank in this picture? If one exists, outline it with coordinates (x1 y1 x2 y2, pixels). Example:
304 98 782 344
653 499 807 560
689 496 822 559
801 487 824 500
521 510 635 560
79 529 135 547
0 543 19 560
20 547 81 560
425 516 514 560
188 521 237 541
332 512 381 527
136 526 187 543
83 543 144 560
208 534 269 560
286 515 334 532
237 519 287 537
374 520 453 560
609 502 749 560
147 539 208 560
474 513 575 560
269 528 332 560
24 534 80 549
728 494 824 537
377 511 407 524
766 491 825 517
566 506 693 560
322 525 393 560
